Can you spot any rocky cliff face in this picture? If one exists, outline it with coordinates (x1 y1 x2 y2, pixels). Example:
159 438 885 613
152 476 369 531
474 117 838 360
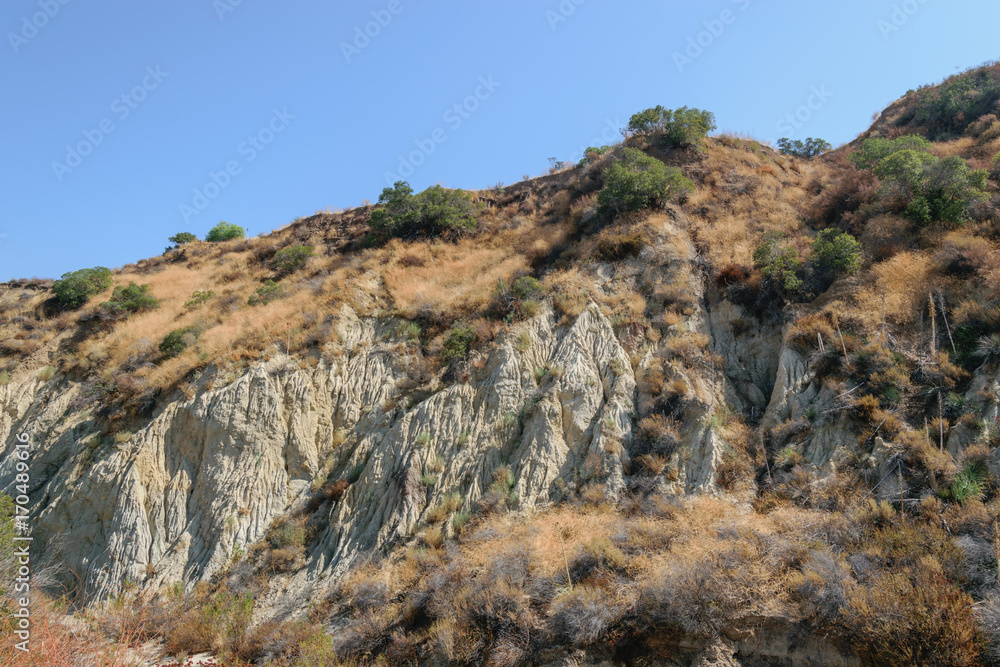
3 210 994 618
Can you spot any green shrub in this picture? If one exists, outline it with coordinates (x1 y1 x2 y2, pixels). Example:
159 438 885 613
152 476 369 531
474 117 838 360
626 105 716 149
914 63 1000 138
248 280 283 306
597 148 693 219
168 232 198 246
579 145 613 166
951 462 988 504
272 521 307 549
850 136 988 225
36 366 56 382
101 282 159 315
491 276 545 321
753 233 802 292
396 321 422 341
451 511 470 533
810 229 862 277
975 333 1000 361
368 181 482 240
160 326 200 358
53 266 112 309
271 245 314 275
0 372 10 386
441 325 476 363
184 290 216 310
777 137 831 158
205 221 245 242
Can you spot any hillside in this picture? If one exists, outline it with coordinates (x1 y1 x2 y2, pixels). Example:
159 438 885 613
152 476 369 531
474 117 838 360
3 63 1000 666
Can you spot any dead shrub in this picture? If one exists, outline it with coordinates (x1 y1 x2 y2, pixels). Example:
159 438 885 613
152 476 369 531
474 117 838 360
397 254 426 268
786 312 836 354
790 549 852 624
596 230 648 261
548 586 622 646
635 414 680 457
636 530 794 640
716 264 748 287
840 557 982 667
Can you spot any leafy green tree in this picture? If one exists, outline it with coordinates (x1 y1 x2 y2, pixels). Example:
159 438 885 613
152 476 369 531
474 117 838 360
168 232 198 245
626 106 716 149
810 229 862 277
597 148 693 219
850 136 988 225
848 135 933 171
101 282 159 315
52 266 112 309
159 326 200 358
271 245 314 276
777 137 832 158
753 234 802 292
914 64 1000 138
205 221 245 242
368 182 482 240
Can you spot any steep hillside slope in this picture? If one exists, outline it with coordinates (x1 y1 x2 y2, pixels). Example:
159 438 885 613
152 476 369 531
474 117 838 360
3 63 1000 666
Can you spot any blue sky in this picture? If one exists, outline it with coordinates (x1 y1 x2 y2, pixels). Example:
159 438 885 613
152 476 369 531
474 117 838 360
2 0 999 280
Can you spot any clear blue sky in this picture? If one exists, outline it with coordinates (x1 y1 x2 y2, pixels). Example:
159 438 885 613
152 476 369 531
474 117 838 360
3 0 999 280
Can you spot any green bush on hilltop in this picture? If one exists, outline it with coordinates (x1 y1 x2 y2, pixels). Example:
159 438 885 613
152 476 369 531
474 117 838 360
53 266 113 309
777 137 831 158
597 148 693 220
579 145 613 166
850 136 988 226
626 105 716 150
205 221 245 242
913 63 1000 138
368 181 483 241
168 232 198 246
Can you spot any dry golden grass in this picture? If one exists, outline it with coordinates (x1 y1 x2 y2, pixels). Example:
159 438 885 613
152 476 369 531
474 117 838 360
382 242 528 318
855 251 935 328
682 140 815 269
